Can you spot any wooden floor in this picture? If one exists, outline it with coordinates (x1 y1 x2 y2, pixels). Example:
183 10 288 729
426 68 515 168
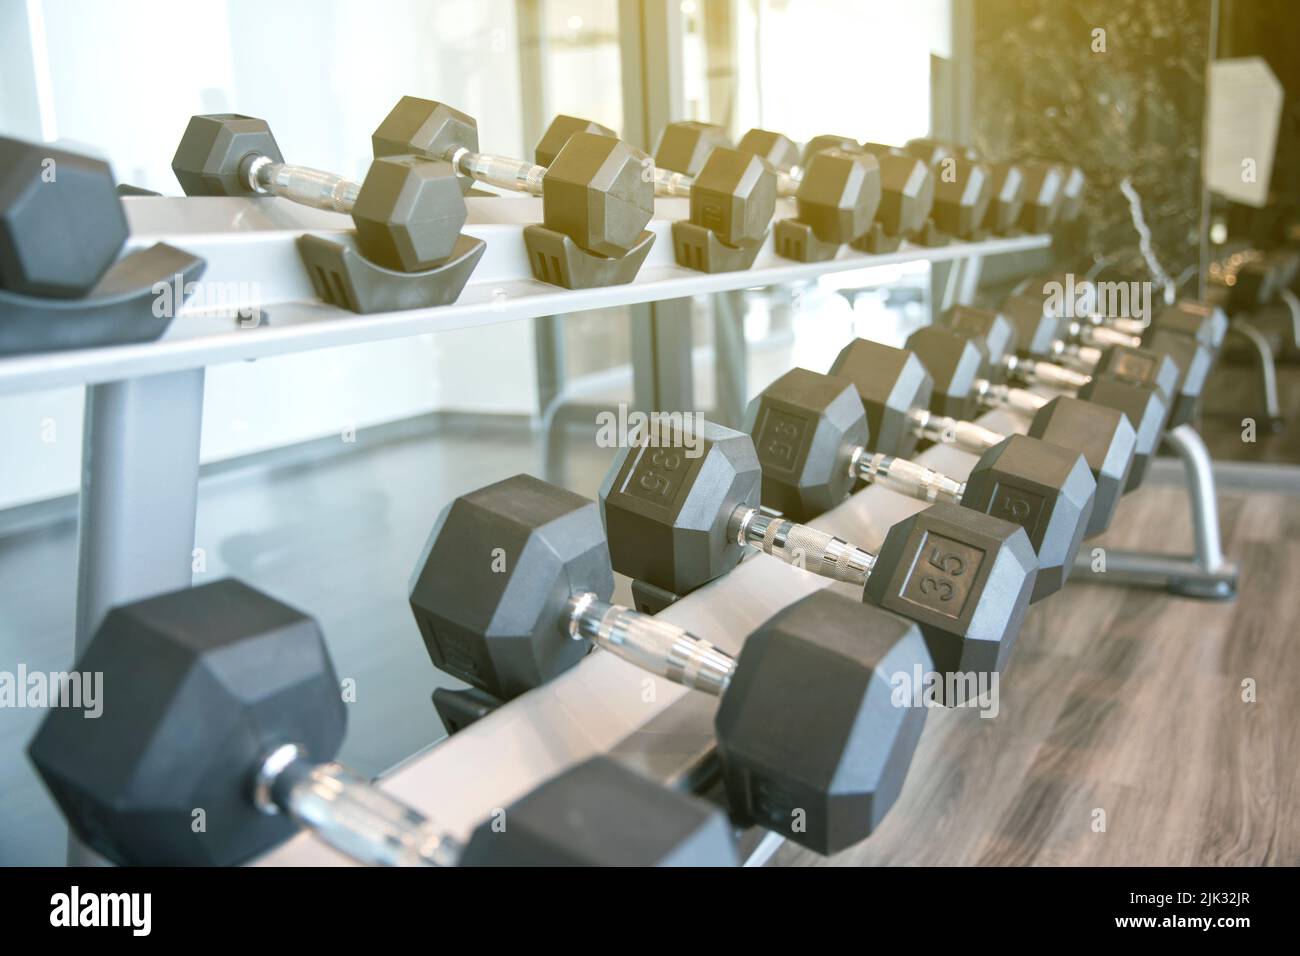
774 479 1300 866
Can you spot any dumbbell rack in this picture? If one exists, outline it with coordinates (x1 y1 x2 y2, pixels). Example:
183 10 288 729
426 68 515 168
5 193 1236 864
255 412 1020 866
0 195 1052 670
250 418 1237 865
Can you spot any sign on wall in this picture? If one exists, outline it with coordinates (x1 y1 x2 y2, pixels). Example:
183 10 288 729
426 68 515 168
1205 56 1283 207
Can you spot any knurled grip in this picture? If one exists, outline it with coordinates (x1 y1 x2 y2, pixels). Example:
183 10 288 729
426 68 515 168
1004 385 1050 415
453 149 545 195
572 597 734 696
653 168 693 197
1082 324 1141 349
1061 343 1102 370
1019 359 1091 391
756 519 874 586
983 382 1048 416
256 161 360 213
272 752 460 867
857 451 965 503
1107 316 1148 337
949 418 1005 454
910 408 1005 454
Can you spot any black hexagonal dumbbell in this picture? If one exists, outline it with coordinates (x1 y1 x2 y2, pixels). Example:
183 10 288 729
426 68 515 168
998 288 1218 440
945 304 1179 492
0 137 129 299
981 160 1027 234
1002 286 1145 361
736 128 801 173
929 157 993 240
799 133 858 166
0 136 211 356
773 148 881 262
830 336 1135 538
658 143 778 273
1143 300 1229 427
901 139 993 240
746 367 1095 602
688 148 777 239
375 98 653 265
173 114 467 273
410 473 932 855
904 325 1138 537
904 153 1085 235
959 292 1224 460
28 577 734 867
653 122 804 194
599 423 1036 681
653 123 893 271
457 755 738 866
1011 272 1150 342
658 122 929 271
658 125 931 258
533 114 616 166
650 122 854 198
856 143 937 243
1009 160 1085 230
899 141 1027 238
1005 271 1227 426
1017 272 1218 431
654 120 733 176
1017 161 1066 232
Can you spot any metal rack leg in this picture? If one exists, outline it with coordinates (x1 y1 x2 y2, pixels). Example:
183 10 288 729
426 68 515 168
631 298 696 414
956 254 985 305
70 368 206 862
712 290 748 428
1279 289 1300 354
1072 424 1239 599
533 314 568 486
1226 320 1282 429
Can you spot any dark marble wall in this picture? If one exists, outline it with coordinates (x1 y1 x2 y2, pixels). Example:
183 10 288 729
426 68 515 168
972 0 1212 279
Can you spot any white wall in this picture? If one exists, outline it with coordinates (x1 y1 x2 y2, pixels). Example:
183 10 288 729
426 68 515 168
0 0 537 510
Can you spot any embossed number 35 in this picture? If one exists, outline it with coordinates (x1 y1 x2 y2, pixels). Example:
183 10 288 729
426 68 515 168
917 547 966 602
638 448 682 496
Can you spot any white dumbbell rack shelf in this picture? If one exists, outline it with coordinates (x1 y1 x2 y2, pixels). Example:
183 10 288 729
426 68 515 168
0 196 1052 395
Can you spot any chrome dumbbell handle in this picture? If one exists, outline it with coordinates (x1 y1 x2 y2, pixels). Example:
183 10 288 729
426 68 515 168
1102 316 1148 337
653 166 798 198
1004 355 1091 391
255 744 461 867
908 407 1005 455
851 448 965 504
242 154 360 213
1068 320 1141 350
446 146 546 195
567 593 734 696
730 506 875 587
977 381 1049 416
652 167 694 197
1047 339 1103 372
